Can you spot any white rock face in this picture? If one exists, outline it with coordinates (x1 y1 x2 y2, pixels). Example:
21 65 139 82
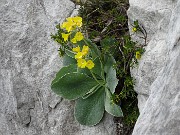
128 0 180 135
0 0 115 135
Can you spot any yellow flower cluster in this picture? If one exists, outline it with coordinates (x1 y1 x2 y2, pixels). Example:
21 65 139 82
60 16 84 43
72 45 95 69
60 16 94 69
61 16 82 32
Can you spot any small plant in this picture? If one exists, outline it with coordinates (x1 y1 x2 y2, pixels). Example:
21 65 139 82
50 0 147 129
51 16 123 126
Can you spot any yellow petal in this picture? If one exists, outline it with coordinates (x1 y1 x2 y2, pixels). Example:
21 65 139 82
72 46 81 53
86 60 95 69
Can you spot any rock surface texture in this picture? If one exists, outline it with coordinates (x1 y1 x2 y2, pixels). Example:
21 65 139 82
128 0 180 135
0 0 115 135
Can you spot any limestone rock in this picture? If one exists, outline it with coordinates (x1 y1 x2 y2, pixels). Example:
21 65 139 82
128 0 180 134
0 0 115 135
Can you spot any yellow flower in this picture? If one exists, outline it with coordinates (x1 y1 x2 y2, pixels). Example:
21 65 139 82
82 45 89 56
77 59 87 68
66 16 82 27
72 16 82 27
71 32 84 43
61 21 74 32
61 33 70 41
74 32 84 41
86 60 95 69
135 51 141 60
132 27 137 32
60 16 83 32
72 46 80 53
75 52 83 59
71 38 77 43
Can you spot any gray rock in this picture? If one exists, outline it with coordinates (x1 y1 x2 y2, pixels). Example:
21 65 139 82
128 0 180 134
0 0 115 135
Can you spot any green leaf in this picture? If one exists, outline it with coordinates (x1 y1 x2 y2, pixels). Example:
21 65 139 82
63 54 76 66
106 68 118 93
75 87 105 126
104 54 115 73
51 73 98 100
105 88 123 117
104 55 118 93
51 64 77 85
91 57 103 78
65 49 75 58
77 68 92 77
